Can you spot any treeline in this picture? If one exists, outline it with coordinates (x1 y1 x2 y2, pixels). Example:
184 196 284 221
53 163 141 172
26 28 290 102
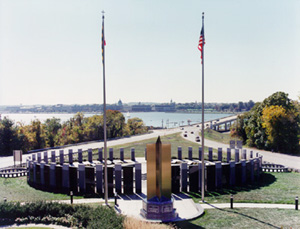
0 111 147 156
233 92 300 154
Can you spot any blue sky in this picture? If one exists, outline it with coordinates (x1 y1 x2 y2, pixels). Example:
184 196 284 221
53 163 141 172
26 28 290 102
0 0 299 105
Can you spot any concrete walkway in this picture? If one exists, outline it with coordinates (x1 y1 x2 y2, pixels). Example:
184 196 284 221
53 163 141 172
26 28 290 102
200 202 297 210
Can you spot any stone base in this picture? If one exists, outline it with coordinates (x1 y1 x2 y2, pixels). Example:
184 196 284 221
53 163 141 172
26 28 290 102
140 196 177 221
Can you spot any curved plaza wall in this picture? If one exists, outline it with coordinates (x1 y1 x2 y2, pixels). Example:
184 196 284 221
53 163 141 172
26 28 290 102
26 147 263 196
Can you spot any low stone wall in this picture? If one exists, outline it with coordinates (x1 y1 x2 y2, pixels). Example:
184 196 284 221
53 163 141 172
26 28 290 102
27 147 262 195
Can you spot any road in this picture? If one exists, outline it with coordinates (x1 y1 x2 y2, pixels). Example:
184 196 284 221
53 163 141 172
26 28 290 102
1 114 300 170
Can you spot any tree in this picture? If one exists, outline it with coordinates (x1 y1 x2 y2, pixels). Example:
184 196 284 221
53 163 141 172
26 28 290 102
19 120 46 150
83 115 104 141
44 118 61 147
126 117 147 135
262 105 299 153
0 118 22 156
106 110 126 138
234 91 300 154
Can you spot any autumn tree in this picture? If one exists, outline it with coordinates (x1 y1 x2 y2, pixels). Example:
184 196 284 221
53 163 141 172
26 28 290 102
126 117 147 135
234 92 300 154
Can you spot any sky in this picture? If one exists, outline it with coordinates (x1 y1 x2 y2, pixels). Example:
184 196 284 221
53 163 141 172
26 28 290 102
0 0 299 106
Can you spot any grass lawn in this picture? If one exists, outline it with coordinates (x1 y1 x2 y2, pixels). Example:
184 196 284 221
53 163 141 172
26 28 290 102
0 177 82 202
189 172 300 204
174 208 300 228
203 128 239 144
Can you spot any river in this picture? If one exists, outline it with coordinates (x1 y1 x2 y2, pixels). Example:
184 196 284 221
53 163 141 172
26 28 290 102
0 112 234 128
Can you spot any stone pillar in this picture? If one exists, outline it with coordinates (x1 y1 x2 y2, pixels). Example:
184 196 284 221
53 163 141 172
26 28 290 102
144 148 147 161
59 150 64 165
40 162 45 186
227 148 231 163
32 154 36 161
218 148 222 162
241 160 246 184
215 162 222 189
188 147 193 160
50 163 56 190
51 151 56 163
250 159 254 182
115 164 122 194
230 161 235 186
88 148 93 163
78 149 83 163
135 163 142 193
68 149 73 164
62 164 70 193
37 152 41 163
242 149 247 160
96 164 103 195
178 146 182 160
250 151 253 159
198 163 203 192
131 148 135 161
120 148 124 161
43 152 48 164
78 164 85 193
256 152 259 158
208 147 213 161
198 147 202 161
180 163 188 192
33 161 37 184
109 148 113 161
98 148 103 162
235 149 240 162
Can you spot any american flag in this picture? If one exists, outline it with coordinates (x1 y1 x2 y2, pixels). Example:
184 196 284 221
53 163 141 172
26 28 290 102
198 26 205 61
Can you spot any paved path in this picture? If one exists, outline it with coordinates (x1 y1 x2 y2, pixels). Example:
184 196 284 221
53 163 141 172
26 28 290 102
200 202 297 210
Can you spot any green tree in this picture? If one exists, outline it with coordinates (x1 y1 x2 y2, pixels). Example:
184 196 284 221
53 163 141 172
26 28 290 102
106 110 126 138
44 118 61 147
0 118 22 156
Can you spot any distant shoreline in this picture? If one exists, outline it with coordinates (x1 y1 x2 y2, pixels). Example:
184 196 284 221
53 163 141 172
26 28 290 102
1 110 238 115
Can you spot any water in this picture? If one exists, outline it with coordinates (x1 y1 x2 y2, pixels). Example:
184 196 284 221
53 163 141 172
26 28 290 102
1 112 233 128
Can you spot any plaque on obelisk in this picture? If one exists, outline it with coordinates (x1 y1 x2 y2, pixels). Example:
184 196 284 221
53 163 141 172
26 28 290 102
141 137 177 221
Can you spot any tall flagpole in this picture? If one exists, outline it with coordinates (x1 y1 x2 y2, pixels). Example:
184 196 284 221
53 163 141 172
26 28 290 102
201 12 205 202
101 11 108 206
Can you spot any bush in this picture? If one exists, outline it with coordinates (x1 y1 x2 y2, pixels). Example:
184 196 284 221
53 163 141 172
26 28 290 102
0 201 124 228
87 206 124 229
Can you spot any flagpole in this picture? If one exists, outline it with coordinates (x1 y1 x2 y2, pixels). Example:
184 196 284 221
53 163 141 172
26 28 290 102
101 11 108 206
201 12 205 202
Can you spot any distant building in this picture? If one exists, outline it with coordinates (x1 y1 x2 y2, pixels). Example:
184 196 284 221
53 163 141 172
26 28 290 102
153 103 175 112
131 104 152 112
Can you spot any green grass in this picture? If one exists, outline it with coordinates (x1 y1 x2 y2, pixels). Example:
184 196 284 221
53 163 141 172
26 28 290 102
189 172 300 204
0 177 82 202
203 128 239 144
174 208 300 228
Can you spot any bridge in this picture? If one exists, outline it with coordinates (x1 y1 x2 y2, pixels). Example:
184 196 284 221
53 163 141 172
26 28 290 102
210 115 238 132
